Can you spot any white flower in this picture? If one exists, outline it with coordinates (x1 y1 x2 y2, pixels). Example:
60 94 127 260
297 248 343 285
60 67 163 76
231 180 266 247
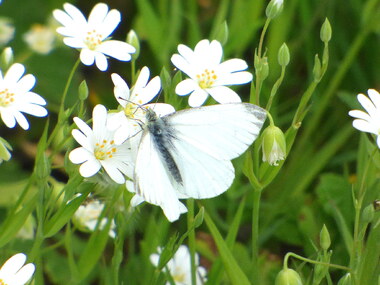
0 253 35 285
0 17 15 46
69 104 134 184
0 63 48 130
107 67 175 144
23 24 56 54
171 39 253 107
73 200 116 238
53 3 135 71
348 89 380 148
150 245 207 285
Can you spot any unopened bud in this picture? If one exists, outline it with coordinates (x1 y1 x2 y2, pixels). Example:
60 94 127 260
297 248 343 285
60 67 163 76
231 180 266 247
278 43 290 67
255 55 269 81
78 80 89 101
275 268 303 285
337 273 352 285
266 0 284 19
320 224 331 251
0 137 12 163
127 29 140 60
361 204 375 223
320 18 332 43
262 125 286 166
0 47 13 70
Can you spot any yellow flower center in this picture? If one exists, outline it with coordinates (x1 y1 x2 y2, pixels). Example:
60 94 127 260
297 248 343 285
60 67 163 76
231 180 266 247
94 139 116 160
0 88 15 107
84 29 103 50
0 278 7 285
123 95 144 119
196 69 217 89
173 269 186 283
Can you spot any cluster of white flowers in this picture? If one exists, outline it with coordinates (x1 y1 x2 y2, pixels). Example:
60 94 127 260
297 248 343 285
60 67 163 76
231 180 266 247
55 3 254 222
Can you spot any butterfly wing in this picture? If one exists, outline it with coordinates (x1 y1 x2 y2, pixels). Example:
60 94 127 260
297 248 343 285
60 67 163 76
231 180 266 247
134 129 188 222
164 103 266 199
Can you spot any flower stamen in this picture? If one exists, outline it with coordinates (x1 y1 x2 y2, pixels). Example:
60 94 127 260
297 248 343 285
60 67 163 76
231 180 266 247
84 29 103 50
0 88 15 107
95 139 116 160
197 69 217 89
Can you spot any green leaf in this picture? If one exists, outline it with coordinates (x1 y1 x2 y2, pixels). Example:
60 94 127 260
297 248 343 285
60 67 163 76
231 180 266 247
0 194 38 247
43 182 90 238
204 211 250 285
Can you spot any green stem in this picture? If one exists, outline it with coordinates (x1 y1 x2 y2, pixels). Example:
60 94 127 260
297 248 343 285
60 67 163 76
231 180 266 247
47 58 81 147
187 199 196 285
252 188 262 284
284 252 351 272
350 149 375 283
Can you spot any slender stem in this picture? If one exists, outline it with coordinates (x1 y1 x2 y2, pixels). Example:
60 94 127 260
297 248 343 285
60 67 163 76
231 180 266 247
187 199 197 285
252 187 262 284
47 59 81 147
350 148 375 284
257 19 271 59
131 60 136 84
284 252 351 272
60 58 81 113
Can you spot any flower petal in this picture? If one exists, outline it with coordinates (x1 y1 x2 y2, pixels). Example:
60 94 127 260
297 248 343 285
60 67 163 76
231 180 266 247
13 263 35 285
4 63 25 85
98 41 135 61
1 109 16 128
63 3 87 26
138 76 161 104
352 119 377 134
207 86 242 104
217 71 253 85
63 37 85 49
69 147 93 164
79 159 101 177
101 160 126 184
15 74 35 94
88 3 109 26
171 54 194 78
100 9 121 38
94 52 108 71
188 89 209 107
175 79 197 95
14 111 30 130
219 58 249 73
0 253 26 275
18 104 48 117
80 49 95 66
367 89 380 110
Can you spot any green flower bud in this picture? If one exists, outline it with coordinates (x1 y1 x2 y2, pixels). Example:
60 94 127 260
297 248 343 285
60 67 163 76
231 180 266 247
320 224 331 251
255 55 269 81
320 18 332 43
361 204 375 223
275 268 303 285
78 80 89 101
127 29 140 61
337 273 352 285
0 137 12 164
266 0 284 19
262 125 286 166
313 54 322 82
278 43 290 67
0 47 13 70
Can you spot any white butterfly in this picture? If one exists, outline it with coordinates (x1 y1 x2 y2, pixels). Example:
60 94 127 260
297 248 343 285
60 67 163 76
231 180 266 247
132 103 266 221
